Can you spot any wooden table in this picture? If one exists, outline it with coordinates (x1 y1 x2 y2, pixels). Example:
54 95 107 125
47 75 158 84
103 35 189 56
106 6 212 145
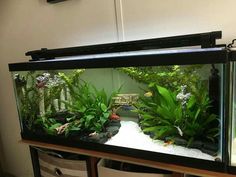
21 140 236 177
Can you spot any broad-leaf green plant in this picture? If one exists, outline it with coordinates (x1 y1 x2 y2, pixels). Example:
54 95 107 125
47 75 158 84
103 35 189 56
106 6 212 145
58 72 120 137
63 82 117 135
135 83 219 146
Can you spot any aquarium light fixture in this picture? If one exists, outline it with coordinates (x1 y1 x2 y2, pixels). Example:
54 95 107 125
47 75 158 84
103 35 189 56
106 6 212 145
32 47 225 63
26 31 222 61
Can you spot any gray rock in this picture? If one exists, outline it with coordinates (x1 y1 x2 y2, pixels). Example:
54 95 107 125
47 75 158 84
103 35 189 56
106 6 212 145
80 132 109 144
188 140 203 149
108 120 121 127
173 137 187 146
106 126 120 136
202 142 218 152
201 148 217 156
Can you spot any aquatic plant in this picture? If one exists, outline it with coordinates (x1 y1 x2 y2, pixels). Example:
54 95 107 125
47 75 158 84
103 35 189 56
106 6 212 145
33 70 119 137
58 69 85 103
135 83 219 146
35 72 62 114
14 72 40 130
119 65 202 93
14 70 86 132
41 70 85 113
27 68 119 137
34 110 76 136
63 82 118 136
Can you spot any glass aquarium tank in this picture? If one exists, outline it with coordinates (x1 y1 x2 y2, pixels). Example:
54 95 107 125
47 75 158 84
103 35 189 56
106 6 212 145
8 32 230 172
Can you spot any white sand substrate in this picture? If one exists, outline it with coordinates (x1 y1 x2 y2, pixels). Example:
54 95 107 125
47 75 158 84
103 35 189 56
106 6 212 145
105 120 215 161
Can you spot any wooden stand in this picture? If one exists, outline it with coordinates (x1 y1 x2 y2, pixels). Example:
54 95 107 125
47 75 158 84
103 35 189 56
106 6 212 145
22 140 236 177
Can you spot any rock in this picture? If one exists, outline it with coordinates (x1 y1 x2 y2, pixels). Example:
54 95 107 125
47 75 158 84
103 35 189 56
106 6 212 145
165 137 171 141
53 110 74 124
106 126 120 136
149 132 156 139
107 120 121 127
173 137 187 146
201 148 217 156
202 142 218 152
80 132 109 144
214 157 221 162
188 140 203 149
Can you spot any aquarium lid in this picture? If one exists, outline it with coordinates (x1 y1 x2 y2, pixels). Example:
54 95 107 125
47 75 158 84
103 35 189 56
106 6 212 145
9 47 228 71
26 31 222 61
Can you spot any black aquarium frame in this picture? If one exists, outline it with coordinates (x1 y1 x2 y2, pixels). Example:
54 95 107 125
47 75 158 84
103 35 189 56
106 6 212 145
9 31 233 173
227 49 236 174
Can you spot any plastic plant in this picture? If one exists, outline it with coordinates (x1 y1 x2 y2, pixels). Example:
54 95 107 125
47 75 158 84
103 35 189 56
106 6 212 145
135 83 219 146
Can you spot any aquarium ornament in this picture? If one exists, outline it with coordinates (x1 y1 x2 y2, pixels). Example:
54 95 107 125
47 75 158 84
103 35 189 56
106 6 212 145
26 31 222 61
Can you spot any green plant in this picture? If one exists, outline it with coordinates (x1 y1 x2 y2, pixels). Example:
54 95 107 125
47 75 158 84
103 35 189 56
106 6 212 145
135 83 219 145
43 74 64 113
20 69 118 137
14 72 40 130
57 71 120 136
58 69 85 103
33 110 77 136
63 82 117 135
14 70 84 131
119 65 202 93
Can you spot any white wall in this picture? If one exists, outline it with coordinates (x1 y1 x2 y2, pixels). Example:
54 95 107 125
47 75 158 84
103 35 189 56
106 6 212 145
120 0 236 43
0 0 236 177
0 1 118 177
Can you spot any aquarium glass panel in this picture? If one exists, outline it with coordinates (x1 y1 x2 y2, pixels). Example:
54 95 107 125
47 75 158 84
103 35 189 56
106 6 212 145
11 64 224 162
231 62 236 166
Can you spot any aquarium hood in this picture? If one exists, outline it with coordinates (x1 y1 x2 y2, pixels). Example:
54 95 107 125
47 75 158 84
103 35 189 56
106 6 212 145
9 31 227 71
9 47 227 71
25 31 222 61
9 31 236 174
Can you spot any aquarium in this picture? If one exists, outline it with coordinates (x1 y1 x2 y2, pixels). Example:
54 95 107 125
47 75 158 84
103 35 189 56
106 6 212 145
9 32 230 172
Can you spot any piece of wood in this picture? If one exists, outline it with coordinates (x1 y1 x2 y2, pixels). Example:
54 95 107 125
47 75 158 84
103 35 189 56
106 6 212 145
172 172 184 177
87 157 99 177
20 140 236 177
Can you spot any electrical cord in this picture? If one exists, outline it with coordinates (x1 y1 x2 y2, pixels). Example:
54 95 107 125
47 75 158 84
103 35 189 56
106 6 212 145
228 39 236 48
